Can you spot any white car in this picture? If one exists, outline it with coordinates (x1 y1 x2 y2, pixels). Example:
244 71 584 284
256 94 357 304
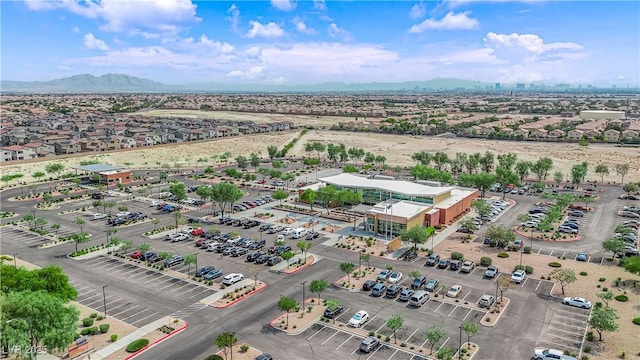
511 270 526 284
282 227 294 235
562 297 592 309
388 272 403 284
180 226 194 234
534 347 576 360
222 273 244 285
446 285 462 298
348 310 369 328
92 213 107 220
522 221 538 228
171 233 189 242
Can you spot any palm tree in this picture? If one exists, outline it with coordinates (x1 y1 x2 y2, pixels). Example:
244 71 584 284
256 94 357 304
75 217 85 234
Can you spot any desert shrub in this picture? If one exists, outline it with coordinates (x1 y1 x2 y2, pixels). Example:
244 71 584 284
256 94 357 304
451 252 464 261
580 271 587 276
240 344 249 353
523 246 531 254
126 339 149 353
586 331 594 341
548 262 562 268
96 316 104 321
368 331 375 336
497 252 509 258
89 327 99 335
583 345 591 353
385 336 391 342
99 324 110 333
525 266 534 274
80 328 91 336
614 294 628 302
203 355 224 360
90 313 98 318
602 287 608 292
111 334 118 342
82 318 94 327
632 318 640 325
480 257 492 266
598 277 606 282
581 356 589 360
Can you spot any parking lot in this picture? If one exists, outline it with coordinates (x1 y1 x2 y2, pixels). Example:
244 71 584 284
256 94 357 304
535 304 591 354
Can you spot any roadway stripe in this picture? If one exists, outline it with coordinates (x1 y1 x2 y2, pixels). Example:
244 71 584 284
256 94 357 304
404 327 419 343
307 326 326 340
321 330 339 345
130 312 160 326
385 349 398 360
462 309 473 321
111 304 139 317
121 307 154 321
462 290 472 301
335 335 353 350
438 337 450 351
433 302 445 313
535 280 543 291
448 306 459 317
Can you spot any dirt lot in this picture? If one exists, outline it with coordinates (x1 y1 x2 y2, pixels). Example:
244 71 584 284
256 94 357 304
435 237 640 360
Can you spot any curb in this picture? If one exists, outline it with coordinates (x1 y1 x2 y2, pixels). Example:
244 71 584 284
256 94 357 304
268 298 321 335
481 297 510 327
212 283 268 309
282 255 315 274
123 321 189 360
332 275 362 293
512 227 580 242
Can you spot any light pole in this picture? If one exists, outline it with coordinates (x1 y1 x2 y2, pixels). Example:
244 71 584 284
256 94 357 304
519 246 523 268
102 285 108 318
194 253 198 278
230 332 236 360
458 325 463 360
301 281 307 306
12 253 18 269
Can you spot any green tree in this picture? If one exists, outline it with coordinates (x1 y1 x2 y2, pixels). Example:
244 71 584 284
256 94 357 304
44 162 65 178
343 164 358 173
549 268 577 295
486 225 515 248
472 172 496 198
267 145 279 160
594 164 609 183
437 347 455 360
169 182 187 200
235 155 248 170
71 232 90 253
461 322 479 349
281 251 295 268
570 161 589 188
0 264 78 301
479 151 495 173
159 251 173 263
250 153 261 171
138 242 151 253
497 153 518 171
296 240 312 263
615 163 630 184
532 157 554 181
596 290 614 308
347 147 365 166
471 199 492 218
409 269 422 282
120 240 133 255
496 275 513 301
211 182 244 217
425 326 445 355
309 279 328 303
602 239 627 260
339 262 355 285
621 256 640 276
553 171 564 185
386 315 404 344
214 331 237 360
277 295 297 327
300 189 316 210
32 171 46 181
272 190 288 205
184 254 197 277
51 223 61 235
316 185 337 213
1 291 80 358
74 217 85 234
400 225 428 249
325 299 341 324
623 182 638 196
588 305 619 341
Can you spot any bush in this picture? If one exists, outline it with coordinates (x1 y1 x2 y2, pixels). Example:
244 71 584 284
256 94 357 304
480 257 492 266
451 252 464 261
90 313 98 318
80 328 91 336
203 355 224 360
525 266 534 274
598 277 606 282
126 339 149 353
632 317 640 325
579 271 587 276
497 252 509 258
614 294 628 302
586 331 594 341
82 318 94 327
89 327 99 335
548 262 562 268
99 324 110 333
368 331 375 336
96 316 104 321
240 344 249 353
583 345 591 353
111 334 118 342
523 246 531 254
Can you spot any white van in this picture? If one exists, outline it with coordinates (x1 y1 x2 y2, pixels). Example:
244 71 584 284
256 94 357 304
291 228 308 239
410 291 429 308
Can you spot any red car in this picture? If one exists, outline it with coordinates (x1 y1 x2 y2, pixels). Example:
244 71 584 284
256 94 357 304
191 228 205 236
130 251 142 259
569 204 588 211
257 179 266 184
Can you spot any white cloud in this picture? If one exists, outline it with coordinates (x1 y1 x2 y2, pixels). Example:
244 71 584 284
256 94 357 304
313 0 326 10
484 32 583 53
292 18 316 34
181 35 235 54
226 4 241 33
25 0 200 36
72 26 80 33
409 2 426 20
271 0 296 12
328 23 350 41
246 21 285 38
83 32 110 51
409 11 479 33
226 66 265 80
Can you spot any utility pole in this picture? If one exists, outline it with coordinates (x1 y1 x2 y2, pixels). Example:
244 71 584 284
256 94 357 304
301 281 307 307
458 325 463 360
102 285 108 318
12 253 18 269
194 253 198 279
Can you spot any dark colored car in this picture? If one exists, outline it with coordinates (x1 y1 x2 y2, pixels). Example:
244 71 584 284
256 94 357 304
398 289 414 302
371 283 387 297
449 260 462 271
411 276 427 289
254 354 273 360
164 255 184 268
323 304 344 319
92 192 105 199
259 224 271 232
203 269 223 280
195 266 215 277
267 256 282 266
255 254 271 264
362 280 376 291
231 248 248 257
247 252 264 262
425 253 440 266
437 259 450 269
306 231 320 240
249 240 266 250
385 285 402 299
276 245 292 255
457 227 474 234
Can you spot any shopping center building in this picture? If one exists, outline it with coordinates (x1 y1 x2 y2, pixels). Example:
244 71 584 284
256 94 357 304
317 173 478 237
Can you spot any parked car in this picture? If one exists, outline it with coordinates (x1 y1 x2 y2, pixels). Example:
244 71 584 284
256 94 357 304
457 227 474 234
449 260 462 271
267 256 282 266
323 304 344 319
92 213 107 220
130 251 142 259
359 336 380 353
388 272 403 284
255 254 271 264
164 255 184 268
203 269 223 280
568 210 585 217
222 273 244 285
371 283 387 297
348 310 369 327
576 252 588 262
446 285 462 298
282 227 294 235
362 280 376 291
376 269 392 281
533 348 577 360
484 266 499 278
425 253 440 266
558 226 578 234
437 259 450 269
195 266 215 277
562 297 592 309
411 276 427 289
425 278 439 291
385 285 402 299
398 289 415 302
91 192 105 199
511 269 526 284
478 294 495 308
306 231 320 240
460 261 476 273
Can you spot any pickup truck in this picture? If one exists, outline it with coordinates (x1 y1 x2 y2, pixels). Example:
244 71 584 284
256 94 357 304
533 348 576 360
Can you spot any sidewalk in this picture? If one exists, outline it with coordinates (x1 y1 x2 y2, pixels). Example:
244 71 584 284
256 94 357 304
89 317 172 359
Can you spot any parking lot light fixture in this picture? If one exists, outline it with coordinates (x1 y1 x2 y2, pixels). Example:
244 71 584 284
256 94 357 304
301 281 307 307
102 285 108 318
194 253 198 279
12 253 18 269
458 325 463 360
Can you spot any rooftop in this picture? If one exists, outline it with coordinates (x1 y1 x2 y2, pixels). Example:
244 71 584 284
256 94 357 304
74 164 123 173
368 199 431 219
320 173 454 197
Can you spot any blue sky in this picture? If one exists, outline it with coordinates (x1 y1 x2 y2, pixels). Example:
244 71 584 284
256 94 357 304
2 0 639 86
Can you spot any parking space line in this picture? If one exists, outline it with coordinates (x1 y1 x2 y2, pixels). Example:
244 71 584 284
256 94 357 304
190 288 213 299
375 323 386 333
168 282 193 293
121 307 154 321
462 290 472 301
462 309 473 321
85 298 109 308
111 304 139 317
546 333 582 344
130 312 160 326
335 308 351 321
550 320 587 330
112 267 141 276
561 251 566 259
521 279 527 288
307 326 326 340
553 313 589 321
78 293 102 303
404 327 419 343
420 337 429 349
159 280 182 291
438 337 450 351
106 302 130 314
467 268 477 277
385 349 398 360
83 257 106 265
335 335 353 350
535 280 543 291
537 339 573 351
320 330 339 345
447 306 459 318
93 262 117 270
433 302 445 313
549 250 554 257
548 326 584 338
128 271 157 280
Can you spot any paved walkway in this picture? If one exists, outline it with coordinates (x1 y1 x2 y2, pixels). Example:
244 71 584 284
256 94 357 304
89 316 173 359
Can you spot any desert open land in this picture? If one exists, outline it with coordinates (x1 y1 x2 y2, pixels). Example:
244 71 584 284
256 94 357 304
2 110 639 185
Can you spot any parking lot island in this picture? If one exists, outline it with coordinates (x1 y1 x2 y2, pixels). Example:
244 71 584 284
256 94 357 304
210 280 267 308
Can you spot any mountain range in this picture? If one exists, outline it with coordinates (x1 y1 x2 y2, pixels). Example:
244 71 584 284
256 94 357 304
1 73 492 93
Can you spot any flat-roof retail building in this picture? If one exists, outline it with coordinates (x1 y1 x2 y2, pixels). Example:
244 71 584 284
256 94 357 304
317 173 478 237
73 164 132 186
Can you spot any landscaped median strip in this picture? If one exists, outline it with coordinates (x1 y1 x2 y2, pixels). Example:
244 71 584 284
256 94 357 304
122 320 188 360
197 279 268 308
269 298 326 335
481 297 510 327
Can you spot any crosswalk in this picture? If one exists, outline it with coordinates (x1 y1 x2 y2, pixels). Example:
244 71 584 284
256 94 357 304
171 302 209 319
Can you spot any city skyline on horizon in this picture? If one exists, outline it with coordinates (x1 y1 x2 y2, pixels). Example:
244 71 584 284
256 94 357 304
2 1 639 87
